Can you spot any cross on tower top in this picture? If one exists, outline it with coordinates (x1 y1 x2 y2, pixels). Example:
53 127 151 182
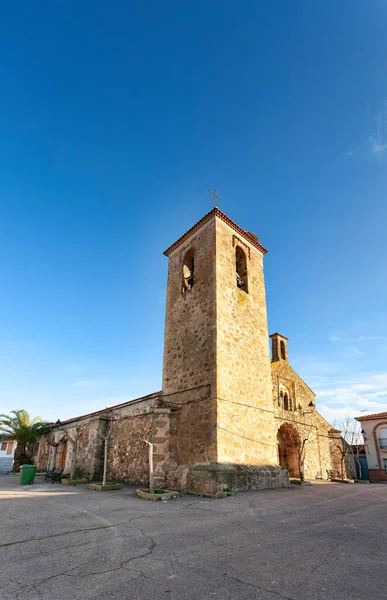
208 188 222 208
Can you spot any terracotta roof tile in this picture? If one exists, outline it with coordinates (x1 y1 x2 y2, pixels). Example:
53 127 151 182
163 207 268 257
355 411 387 421
52 392 161 427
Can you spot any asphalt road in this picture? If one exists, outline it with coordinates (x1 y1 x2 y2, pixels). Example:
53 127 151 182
0 475 385 600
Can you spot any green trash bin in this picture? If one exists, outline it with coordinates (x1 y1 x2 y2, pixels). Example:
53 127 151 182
20 464 37 485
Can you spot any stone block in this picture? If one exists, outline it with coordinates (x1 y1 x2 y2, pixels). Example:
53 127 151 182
136 488 179 501
186 463 289 495
89 483 121 491
62 477 88 485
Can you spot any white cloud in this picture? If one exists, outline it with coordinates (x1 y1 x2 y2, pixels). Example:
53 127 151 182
318 404 359 420
294 314 387 425
347 102 387 162
351 383 376 391
369 137 387 157
314 372 387 423
369 103 387 161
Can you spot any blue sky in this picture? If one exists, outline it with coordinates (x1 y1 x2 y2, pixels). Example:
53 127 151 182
1 1 387 423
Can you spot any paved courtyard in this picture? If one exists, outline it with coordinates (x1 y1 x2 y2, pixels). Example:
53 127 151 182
0 475 385 600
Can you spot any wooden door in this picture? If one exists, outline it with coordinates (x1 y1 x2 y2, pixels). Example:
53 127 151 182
60 441 68 470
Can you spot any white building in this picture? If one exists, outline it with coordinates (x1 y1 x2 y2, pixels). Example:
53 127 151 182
355 411 387 482
0 440 16 475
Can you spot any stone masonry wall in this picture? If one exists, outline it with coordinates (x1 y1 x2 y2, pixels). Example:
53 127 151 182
35 436 50 471
35 420 110 479
272 360 321 478
152 408 176 487
107 409 154 485
167 398 217 488
187 464 289 495
215 217 279 466
75 419 107 479
35 404 174 486
49 420 104 478
107 407 173 487
162 217 217 396
271 359 355 479
161 216 219 481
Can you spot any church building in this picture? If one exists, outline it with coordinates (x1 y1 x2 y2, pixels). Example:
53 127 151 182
35 208 351 493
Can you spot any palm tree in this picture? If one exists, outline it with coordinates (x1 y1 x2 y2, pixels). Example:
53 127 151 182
0 410 49 470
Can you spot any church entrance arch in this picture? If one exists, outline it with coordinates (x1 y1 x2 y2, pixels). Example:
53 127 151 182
277 423 300 478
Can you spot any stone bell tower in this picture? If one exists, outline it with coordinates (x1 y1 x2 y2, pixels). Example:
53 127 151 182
162 208 288 493
270 332 289 363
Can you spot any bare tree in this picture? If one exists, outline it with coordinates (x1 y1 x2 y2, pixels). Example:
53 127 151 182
285 422 314 482
352 441 363 481
334 415 361 480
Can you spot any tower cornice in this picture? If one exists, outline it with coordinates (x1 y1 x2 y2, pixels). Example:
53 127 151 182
163 207 268 257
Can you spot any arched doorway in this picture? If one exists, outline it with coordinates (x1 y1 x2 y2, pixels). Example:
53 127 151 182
277 424 300 478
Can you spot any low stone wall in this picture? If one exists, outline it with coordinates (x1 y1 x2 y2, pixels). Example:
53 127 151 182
368 469 387 482
186 463 289 495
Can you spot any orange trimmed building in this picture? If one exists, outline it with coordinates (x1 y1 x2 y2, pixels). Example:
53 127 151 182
355 411 387 482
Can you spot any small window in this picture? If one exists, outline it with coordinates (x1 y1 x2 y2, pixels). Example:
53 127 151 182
1 442 7 451
279 388 290 410
280 340 286 360
6 442 14 455
182 250 194 293
384 458 387 473
236 246 248 293
279 387 293 412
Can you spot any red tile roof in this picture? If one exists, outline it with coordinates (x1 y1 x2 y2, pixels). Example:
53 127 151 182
269 332 289 340
355 411 387 421
163 207 268 257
